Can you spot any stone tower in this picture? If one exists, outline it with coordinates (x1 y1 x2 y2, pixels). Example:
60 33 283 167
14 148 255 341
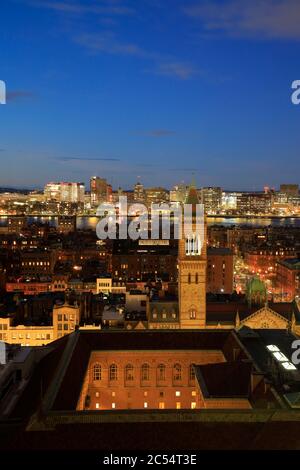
178 181 207 329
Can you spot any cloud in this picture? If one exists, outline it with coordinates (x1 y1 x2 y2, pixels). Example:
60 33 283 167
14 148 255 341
57 156 121 162
133 129 176 137
184 0 300 39
153 62 198 80
28 1 134 16
74 31 146 56
6 90 35 101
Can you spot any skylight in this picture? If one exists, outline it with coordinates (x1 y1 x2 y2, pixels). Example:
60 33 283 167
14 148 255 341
266 344 297 371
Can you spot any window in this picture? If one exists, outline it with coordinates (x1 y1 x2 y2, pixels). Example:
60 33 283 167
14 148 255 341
112 391 116 397
189 308 196 320
191 390 196 397
189 364 195 381
176 402 181 409
112 403 116 409
109 364 118 381
144 402 148 408
157 364 166 381
93 363 101 381
125 364 134 381
141 363 150 381
95 392 99 398
173 363 182 381
191 402 196 409
195 273 199 284
95 403 100 409
175 391 181 397
158 402 165 409
188 273 191 284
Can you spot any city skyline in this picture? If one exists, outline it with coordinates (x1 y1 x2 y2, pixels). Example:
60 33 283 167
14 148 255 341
1 0 300 189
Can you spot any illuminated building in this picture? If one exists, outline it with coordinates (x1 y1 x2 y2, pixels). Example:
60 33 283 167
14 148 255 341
44 182 85 203
245 246 296 276
0 302 80 346
3 329 300 451
200 187 222 214
90 176 108 207
236 192 272 214
280 184 299 197
276 258 300 301
145 187 169 205
206 247 233 294
178 182 207 328
57 215 76 233
133 181 145 202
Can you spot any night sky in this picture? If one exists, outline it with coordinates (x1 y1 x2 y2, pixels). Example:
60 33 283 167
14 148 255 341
1 0 300 190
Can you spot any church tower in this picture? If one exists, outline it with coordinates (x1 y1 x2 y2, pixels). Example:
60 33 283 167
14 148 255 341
178 181 207 328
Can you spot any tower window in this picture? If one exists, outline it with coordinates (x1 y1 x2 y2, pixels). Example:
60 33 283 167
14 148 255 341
189 309 197 319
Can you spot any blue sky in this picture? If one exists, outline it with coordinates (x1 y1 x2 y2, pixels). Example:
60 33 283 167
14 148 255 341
0 0 300 190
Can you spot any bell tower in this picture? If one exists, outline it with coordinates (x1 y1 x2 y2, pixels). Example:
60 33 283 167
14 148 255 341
178 181 207 329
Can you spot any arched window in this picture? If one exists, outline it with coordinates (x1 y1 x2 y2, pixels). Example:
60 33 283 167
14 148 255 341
173 363 182 381
125 364 134 381
157 364 166 381
109 364 118 381
189 364 195 381
141 363 150 381
189 308 197 319
93 363 101 381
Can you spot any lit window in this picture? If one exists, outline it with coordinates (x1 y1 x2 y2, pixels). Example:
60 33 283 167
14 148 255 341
112 403 116 409
175 391 181 397
95 403 100 409
112 391 116 397
158 402 165 409
191 402 196 409
191 391 196 397
176 402 181 409
144 391 148 397
95 392 99 398
144 402 148 408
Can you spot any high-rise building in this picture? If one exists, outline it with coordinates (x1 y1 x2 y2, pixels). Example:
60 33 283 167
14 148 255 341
200 187 222 214
90 176 108 207
133 181 145 202
280 184 299 197
44 182 85 203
